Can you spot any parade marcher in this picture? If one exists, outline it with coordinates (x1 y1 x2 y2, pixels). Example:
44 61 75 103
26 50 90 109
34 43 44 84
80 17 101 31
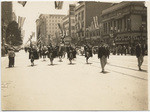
42 45 48 61
8 48 15 67
98 41 107 73
29 45 39 66
38 45 42 58
24 47 28 53
84 44 93 64
48 43 55 65
135 42 145 71
131 46 134 55
58 42 64 62
106 46 110 59
67 44 76 64
123 45 127 55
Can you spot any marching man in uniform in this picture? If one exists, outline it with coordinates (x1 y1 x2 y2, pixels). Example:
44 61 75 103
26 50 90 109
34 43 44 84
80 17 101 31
48 43 55 65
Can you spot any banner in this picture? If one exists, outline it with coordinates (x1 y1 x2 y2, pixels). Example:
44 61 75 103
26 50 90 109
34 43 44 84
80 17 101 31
18 1 27 7
55 1 63 9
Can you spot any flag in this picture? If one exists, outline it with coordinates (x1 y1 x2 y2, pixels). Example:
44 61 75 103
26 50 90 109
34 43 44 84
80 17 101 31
55 1 63 9
20 17 26 28
91 21 94 30
18 1 27 7
18 16 21 28
93 17 96 28
58 23 63 36
18 16 26 29
95 16 99 29
31 32 35 38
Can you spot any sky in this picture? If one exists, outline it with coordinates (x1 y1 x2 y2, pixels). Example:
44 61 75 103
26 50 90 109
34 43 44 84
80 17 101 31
12 1 77 44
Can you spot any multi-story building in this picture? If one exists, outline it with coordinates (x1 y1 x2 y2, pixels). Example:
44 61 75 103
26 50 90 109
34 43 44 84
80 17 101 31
101 1 147 47
36 14 65 45
1 2 13 25
62 4 76 43
1 1 13 56
75 1 112 45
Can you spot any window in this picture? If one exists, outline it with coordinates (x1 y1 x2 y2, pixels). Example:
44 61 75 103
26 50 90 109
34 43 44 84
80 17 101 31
81 11 84 20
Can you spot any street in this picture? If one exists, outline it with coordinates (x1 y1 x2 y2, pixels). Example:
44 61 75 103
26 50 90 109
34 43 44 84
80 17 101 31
1 50 148 110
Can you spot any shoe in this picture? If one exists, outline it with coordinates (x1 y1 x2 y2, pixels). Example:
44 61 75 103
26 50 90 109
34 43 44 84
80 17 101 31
139 68 142 71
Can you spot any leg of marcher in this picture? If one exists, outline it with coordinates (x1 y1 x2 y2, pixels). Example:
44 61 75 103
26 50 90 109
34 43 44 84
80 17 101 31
9 57 11 67
104 56 107 67
12 57 14 67
100 58 104 72
137 57 141 70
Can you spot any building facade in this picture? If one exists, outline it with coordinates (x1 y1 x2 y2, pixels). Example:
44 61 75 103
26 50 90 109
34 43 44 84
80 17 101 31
101 2 147 47
1 1 13 56
36 14 65 45
62 4 76 43
75 1 112 45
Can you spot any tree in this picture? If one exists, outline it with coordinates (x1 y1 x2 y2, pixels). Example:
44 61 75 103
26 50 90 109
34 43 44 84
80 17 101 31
6 21 23 46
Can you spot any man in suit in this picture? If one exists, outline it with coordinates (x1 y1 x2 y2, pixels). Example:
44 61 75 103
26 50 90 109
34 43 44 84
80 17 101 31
135 42 145 71
98 41 107 73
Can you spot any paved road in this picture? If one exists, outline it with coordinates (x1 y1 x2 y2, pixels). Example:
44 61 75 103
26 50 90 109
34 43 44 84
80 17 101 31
1 50 148 110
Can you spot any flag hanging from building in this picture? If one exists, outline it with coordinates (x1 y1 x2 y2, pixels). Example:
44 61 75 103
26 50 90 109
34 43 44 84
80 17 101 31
31 32 35 38
18 1 27 7
58 23 65 37
95 16 99 29
18 16 21 28
18 16 26 29
93 17 96 29
55 1 63 9
20 17 26 28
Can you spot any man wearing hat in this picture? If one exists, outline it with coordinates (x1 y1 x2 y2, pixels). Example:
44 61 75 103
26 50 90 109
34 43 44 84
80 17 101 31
8 48 15 67
98 41 107 73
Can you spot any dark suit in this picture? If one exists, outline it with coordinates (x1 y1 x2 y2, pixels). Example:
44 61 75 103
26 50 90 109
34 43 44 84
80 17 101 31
98 45 107 72
98 46 107 59
135 44 144 69
135 44 145 58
